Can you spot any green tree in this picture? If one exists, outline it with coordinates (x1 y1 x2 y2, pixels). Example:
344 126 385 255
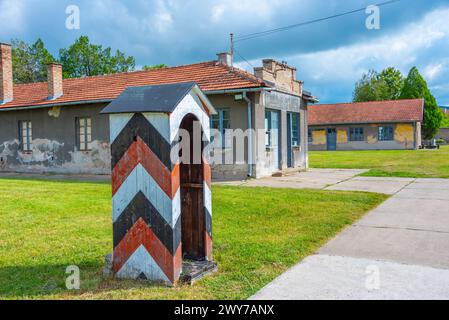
400 67 443 139
59 36 135 78
379 67 404 100
353 70 390 102
353 67 404 102
11 38 55 83
142 64 168 71
441 112 449 128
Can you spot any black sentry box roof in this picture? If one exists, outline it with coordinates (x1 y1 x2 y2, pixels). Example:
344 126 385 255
101 82 197 114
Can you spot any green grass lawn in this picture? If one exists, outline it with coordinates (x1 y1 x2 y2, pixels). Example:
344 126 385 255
0 178 387 300
310 145 449 178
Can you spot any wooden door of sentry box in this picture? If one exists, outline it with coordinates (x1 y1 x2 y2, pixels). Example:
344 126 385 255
101 82 216 286
180 113 206 260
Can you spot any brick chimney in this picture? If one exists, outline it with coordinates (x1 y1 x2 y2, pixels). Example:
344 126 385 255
0 43 13 104
217 52 232 66
47 62 63 100
254 59 303 95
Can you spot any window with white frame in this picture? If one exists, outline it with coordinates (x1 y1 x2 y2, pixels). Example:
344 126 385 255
210 109 230 148
19 120 32 152
76 117 92 151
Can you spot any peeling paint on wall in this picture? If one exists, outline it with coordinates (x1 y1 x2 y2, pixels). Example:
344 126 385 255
367 134 377 144
48 106 61 118
68 140 111 172
312 130 326 145
337 130 348 144
395 124 414 143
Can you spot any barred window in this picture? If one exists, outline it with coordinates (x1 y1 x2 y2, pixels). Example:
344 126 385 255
349 127 364 141
76 117 92 151
19 121 32 152
378 126 394 141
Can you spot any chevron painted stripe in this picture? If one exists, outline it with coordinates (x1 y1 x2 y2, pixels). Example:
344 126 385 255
113 218 182 283
113 191 181 254
112 136 180 198
116 245 171 284
111 113 173 170
112 163 181 228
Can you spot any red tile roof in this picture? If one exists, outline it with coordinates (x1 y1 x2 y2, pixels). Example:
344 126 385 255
0 61 267 110
308 99 424 125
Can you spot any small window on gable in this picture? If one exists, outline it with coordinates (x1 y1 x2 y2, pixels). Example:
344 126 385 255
378 126 394 141
19 120 33 152
76 117 92 151
349 127 364 141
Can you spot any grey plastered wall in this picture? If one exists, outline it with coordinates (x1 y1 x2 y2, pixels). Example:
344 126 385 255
258 91 307 177
207 93 249 180
0 103 110 174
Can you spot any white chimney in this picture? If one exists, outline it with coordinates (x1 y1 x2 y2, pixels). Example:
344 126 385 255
47 62 63 100
217 52 232 66
0 43 13 104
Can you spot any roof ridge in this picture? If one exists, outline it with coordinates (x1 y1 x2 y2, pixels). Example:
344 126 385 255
316 98 423 106
13 60 217 88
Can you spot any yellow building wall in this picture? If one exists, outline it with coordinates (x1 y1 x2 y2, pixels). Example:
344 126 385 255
337 130 348 144
312 130 326 145
395 124 414 143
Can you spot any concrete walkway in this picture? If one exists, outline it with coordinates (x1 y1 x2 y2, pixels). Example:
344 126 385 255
215 169 412 195
251 176 449 300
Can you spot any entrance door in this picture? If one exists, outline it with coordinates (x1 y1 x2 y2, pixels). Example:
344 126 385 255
326 128 337 151
180 114 205 260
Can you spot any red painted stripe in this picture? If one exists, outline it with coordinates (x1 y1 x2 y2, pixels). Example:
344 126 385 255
204 231 213 261
113 218 181 283
203 157 211 189
112 137 180 198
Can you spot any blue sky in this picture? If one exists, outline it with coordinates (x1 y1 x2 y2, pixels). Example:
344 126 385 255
1 0 448 104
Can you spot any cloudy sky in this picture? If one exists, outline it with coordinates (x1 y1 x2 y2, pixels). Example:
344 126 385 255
1 0 448 104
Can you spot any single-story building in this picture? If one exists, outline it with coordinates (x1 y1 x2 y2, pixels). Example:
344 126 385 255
0 42 316 179
308 99 424 151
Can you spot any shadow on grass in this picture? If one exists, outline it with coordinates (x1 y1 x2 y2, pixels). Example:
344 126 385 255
0 262 170 299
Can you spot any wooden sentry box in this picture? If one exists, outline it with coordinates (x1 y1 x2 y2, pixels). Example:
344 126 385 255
101 82 216 286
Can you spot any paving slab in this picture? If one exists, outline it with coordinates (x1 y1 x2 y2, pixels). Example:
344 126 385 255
251 254 449 300
395 188 449 200
358 198 449 233
319 225 449 269
325 177 413 195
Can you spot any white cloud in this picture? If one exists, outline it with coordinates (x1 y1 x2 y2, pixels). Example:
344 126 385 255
0 0 26 36
423 63 444 80
236 7 449 102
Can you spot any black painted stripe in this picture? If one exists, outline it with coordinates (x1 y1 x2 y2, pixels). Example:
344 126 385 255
113 191 181 255
111 113 173 170
205 207 212 238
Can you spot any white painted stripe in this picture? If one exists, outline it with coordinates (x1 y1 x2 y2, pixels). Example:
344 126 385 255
112 163 180 227
169 93 210 143
143 113 170 144
204 182 212 216
116 245 171 284
109 113 133 143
